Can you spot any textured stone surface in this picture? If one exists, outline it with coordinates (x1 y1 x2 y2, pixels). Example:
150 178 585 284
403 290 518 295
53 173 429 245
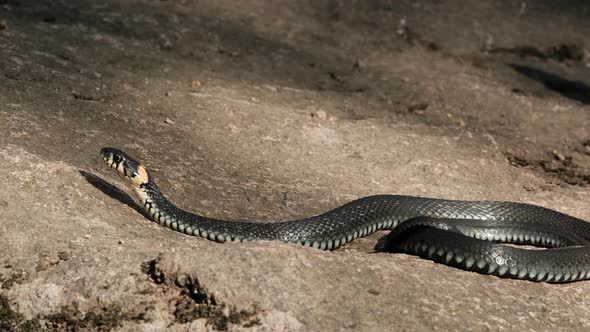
0 1 589 331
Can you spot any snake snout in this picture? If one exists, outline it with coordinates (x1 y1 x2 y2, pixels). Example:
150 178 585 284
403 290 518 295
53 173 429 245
100 148 115 167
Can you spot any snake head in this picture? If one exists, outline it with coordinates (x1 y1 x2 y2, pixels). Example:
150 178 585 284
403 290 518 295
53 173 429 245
100 147 150 187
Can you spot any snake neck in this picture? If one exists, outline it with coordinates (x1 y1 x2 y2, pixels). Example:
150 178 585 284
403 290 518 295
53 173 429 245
132 180 182 222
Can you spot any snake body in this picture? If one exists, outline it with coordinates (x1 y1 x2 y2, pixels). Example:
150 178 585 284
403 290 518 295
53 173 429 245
100 147 590 283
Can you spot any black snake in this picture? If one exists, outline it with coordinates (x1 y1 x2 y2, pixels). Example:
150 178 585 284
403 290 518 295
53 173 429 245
100 147 590 283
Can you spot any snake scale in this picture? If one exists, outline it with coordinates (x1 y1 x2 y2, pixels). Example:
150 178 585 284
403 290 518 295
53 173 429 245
100 147 590 283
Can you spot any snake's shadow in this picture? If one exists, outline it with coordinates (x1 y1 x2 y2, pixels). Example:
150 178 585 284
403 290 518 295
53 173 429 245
80 170 149 219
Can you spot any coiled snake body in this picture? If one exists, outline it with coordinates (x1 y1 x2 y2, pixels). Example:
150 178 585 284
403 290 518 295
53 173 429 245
100 147 590 283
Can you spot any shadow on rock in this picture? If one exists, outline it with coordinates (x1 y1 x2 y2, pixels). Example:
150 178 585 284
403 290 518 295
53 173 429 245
509 63 590 104
79 170 147 218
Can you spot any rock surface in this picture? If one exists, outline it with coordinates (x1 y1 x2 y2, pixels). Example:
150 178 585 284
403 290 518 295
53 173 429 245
0 0 589 331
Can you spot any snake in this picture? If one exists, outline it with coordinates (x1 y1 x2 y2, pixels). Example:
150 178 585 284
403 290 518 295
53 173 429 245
100 147 590 283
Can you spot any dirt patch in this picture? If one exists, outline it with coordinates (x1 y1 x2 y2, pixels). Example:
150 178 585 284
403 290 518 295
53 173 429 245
0 266 28 291
488 43 588 64
42 305 126 332
505 149 590 186
1 295 146 332
1 294 32 331
143 257 261 331
174 296 260 331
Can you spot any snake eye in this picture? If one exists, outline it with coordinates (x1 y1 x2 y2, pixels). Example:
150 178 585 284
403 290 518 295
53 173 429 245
113 154 122 164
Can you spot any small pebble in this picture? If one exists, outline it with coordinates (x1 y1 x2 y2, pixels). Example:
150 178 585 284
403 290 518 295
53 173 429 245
522 185 535 192
264 85 278 92
367 289 380 295
164 117 174 124
160 39 173 50
552 150 565 161
310 110 327 120
407 103 429 113
396 18 407 36
57 251 71 261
